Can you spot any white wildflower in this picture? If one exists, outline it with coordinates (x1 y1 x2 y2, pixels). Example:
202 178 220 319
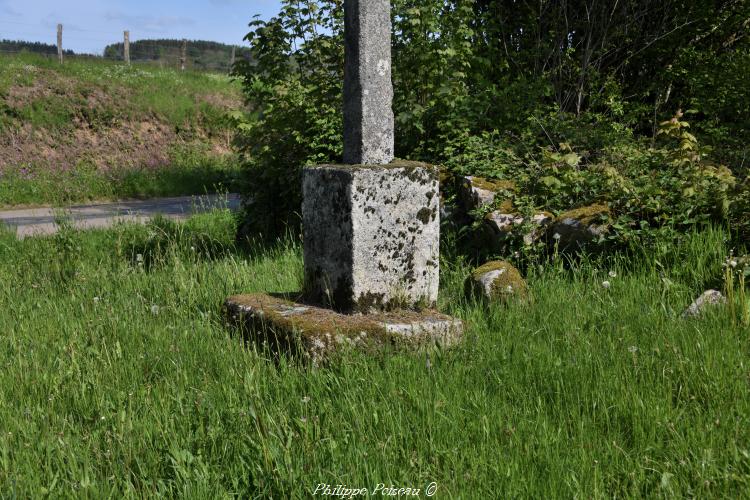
150 305 160 316
553 233 561 241
608 270 617 278
602 281 611 289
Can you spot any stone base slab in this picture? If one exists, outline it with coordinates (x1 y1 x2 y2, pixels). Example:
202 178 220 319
224 293 463 364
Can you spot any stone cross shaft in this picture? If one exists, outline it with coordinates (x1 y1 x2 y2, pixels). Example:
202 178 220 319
343 0 395 165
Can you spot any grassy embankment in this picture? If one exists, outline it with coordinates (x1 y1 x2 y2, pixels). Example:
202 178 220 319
0 53 242 207
0 211 748 497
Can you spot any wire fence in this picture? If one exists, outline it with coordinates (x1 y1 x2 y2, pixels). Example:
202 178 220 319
0 20 246 73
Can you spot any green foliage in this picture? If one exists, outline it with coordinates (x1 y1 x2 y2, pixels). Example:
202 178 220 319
233 0 750 244
232 0 344 236
445 111 741 253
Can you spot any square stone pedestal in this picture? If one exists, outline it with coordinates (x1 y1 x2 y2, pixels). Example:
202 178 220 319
224 293 463 364
302 161 440 312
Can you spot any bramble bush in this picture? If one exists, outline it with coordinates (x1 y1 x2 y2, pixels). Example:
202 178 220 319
444 110 745 250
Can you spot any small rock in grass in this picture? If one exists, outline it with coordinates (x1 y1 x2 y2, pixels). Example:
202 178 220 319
467 260 528 303
682 290 726 318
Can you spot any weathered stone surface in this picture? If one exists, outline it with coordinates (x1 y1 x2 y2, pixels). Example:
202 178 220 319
467 260 528 302
225 293 463 364
302 161 440 312
343 0 394 165
549 203 610 250
683 290 726 318
459 176 516 212
485 211 553 246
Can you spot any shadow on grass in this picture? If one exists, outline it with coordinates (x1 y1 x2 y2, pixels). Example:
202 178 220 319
116 164 240 200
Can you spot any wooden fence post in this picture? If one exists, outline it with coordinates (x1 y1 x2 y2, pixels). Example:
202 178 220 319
180 39 186 71
57 24 63 64
124 30 130 65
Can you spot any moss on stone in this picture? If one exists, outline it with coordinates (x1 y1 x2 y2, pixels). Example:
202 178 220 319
461 176 516 212
557 203 610 225
319 159 437 173
537 210 554 220
469 176 517 193
469 260 528 302
497 199 515 213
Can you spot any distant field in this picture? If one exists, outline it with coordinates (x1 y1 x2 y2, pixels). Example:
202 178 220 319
0 53 243 206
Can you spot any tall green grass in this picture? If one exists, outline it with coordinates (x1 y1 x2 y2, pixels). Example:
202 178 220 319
0 219 747 497
0 147 240 207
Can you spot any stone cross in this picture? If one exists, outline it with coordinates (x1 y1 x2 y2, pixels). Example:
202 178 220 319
225 0 462 359
343 0 394 165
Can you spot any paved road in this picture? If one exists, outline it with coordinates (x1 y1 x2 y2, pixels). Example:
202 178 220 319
0 193 241 239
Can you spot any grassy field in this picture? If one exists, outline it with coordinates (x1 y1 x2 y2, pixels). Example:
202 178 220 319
0 212 748 497
0 53 241 206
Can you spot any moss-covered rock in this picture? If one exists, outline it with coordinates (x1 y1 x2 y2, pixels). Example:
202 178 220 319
466 260 528 303
484 210 553 248
459 176 516 212
549 203 611 250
